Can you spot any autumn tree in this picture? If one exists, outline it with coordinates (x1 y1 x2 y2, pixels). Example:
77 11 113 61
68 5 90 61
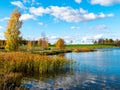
4 9 22 51
38 38 49 50
42 39 49 49
39 33 49 50
38 39 42 46
27 41 33 50
55 38 65 49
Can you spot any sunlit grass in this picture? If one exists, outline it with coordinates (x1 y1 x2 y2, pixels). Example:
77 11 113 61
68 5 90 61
0 52 72 74
73 48 96 52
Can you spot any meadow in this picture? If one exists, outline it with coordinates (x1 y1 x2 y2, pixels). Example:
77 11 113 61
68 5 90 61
50 44 116 49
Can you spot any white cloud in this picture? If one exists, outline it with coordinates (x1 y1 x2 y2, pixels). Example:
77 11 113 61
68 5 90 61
70 26 80 30
50 36 59 40
99 13 106 18
0 17 9 22
11 1 26 9
0 26 4 30
94 34 103 40
75 0 82 4
0 33 4 40
19 14 36 21
96 24 107 30
23 0 29 3
81 34 103 43
80 8 88 14
90 0 120 6
38 22 43 26
49 6 82 22
29 7 50 16
32 0 35 3
107 13 114 17
81 36 93 43
48 35 77 44
29 6 114 22
83 13 97 20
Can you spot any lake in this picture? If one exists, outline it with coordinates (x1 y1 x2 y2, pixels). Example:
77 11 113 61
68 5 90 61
21 48 120 90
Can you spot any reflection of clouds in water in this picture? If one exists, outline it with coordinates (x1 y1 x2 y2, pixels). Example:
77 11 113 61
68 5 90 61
21 73 97 89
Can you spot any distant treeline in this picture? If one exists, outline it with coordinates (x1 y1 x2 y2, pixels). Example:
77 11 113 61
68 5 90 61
1 38 120 47
94 38 120 46
0 39 50 47
0 40 38 46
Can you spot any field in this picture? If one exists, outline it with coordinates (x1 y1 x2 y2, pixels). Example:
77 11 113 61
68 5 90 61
0 44 117 54
56 44 116 49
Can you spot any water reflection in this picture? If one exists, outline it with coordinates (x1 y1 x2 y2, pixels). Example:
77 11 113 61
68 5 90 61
21 72 120 90
21 49 120 90
0 72 23 90
57 53 65 57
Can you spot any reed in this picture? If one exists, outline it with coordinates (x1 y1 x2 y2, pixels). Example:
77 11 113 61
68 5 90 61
0 72 23 90
0 52 72 74
73 48 96 52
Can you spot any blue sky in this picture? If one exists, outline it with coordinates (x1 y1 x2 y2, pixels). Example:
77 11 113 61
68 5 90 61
0 0 120 44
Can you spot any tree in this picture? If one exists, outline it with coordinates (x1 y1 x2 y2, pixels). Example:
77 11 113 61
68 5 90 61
27 41 33 50
93 40 97 44
38 39 42 46
42 39 49 49
56 38 65 49
98 38 104 44
4 9 22 51
39 33 49 50
38 38 49 49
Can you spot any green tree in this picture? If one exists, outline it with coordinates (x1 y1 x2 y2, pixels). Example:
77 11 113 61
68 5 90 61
4 9 22 51
56 38 65 49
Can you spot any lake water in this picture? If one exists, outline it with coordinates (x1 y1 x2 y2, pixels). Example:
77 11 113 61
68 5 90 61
21 48 120 90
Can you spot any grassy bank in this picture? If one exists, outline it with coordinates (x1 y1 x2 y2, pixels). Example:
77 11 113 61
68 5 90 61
31 44 116 54
32 49 72 55
0 52 73 74
73 48 96 52
62 44 116 49
0 44 117 55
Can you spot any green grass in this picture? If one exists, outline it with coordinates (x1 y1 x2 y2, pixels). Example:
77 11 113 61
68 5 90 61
0 44 117 54
64 44 116 49
48 44 116 49
16 44 117 50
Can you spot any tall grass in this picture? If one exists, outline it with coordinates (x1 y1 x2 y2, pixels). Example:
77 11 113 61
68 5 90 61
0 72 23 90
0 52 72 74
73 48 96 52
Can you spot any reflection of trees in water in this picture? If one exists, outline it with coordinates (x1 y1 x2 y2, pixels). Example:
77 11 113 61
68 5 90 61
57 53 65 57
0 72 24 90
23 68 74 81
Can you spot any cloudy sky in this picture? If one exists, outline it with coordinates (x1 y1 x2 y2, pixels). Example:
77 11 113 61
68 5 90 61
0 0 120 44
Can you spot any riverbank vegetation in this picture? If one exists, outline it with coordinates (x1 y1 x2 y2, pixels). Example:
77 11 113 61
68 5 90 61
0 44 117 55
0 52 72 74
0 51 74 90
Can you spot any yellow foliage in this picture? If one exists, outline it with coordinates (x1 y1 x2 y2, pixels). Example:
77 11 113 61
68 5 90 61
4 9 22 51
27 41 33 50
56 38 65 49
